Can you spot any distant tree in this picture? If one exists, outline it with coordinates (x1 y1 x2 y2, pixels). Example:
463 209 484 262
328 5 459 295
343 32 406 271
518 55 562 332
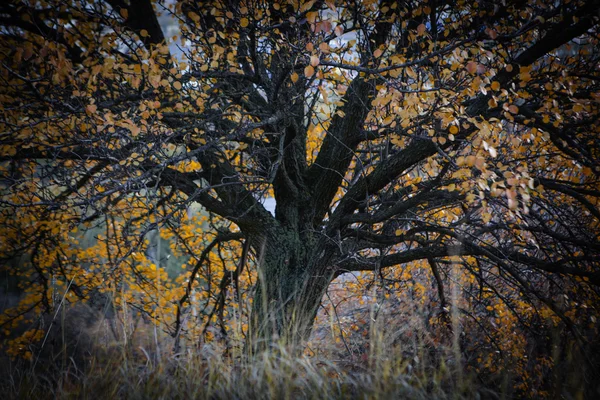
1 0 599 365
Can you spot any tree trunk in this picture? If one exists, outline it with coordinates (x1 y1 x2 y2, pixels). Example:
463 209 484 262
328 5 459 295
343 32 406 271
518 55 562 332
247 228 333 353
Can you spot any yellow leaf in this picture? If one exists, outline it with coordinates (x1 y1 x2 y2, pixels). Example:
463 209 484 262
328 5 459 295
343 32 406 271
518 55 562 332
417 24 426 35
475 156 485 170
140 29 149 38
491 81 500 91
240 18 249 28
173 81 182 90
300 0 317 12
518 71 531 82
290 72 299 83
306 11 318 24
86 104 97 114
482 212 492 224
130 125 141 137
373 48 383 58
449 125 459 134
120 8 128 19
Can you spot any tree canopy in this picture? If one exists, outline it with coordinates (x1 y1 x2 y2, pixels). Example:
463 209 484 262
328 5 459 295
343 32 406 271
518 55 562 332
1 0 600 394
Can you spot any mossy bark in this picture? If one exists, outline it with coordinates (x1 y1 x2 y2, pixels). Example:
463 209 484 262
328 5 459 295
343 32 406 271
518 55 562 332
247 227 334 353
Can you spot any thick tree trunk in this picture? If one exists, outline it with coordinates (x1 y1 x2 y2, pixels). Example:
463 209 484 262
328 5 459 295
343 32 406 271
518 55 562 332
247 228 333 353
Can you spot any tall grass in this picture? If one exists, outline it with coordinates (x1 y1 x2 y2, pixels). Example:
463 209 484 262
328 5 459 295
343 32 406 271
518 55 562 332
0 298 491 400
3 279 596 399
0 338 483 399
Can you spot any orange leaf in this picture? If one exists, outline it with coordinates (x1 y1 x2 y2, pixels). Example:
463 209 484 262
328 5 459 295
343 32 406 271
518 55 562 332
304 65 315 78
310 55 320 67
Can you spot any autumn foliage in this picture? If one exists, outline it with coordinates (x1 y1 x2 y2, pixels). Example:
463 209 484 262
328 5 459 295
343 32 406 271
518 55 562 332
1 0 600 398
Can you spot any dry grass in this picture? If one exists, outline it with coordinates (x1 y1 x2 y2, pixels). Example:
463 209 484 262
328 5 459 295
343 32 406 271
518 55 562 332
3 286 596 399
0 301 491 400
1 343 485 400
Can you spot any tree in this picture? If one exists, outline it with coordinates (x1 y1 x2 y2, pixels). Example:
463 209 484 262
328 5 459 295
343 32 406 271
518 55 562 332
1 0 599 365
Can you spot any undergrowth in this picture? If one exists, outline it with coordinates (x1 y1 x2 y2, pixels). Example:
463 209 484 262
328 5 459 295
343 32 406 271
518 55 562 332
0 302 493 400
1 342 485 400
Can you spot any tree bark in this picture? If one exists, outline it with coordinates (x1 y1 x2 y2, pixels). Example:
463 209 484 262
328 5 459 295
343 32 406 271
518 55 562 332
247 228 333 353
